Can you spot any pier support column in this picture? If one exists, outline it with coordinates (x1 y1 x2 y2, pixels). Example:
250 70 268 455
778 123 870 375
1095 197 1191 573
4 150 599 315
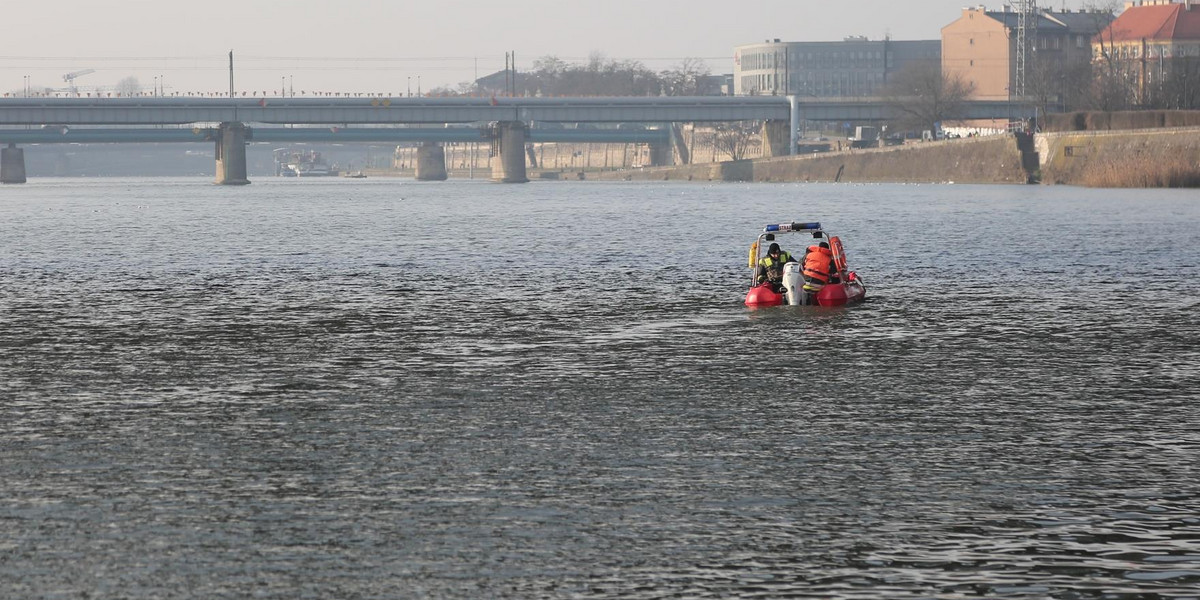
1 144 27 184
648 133 673 167
214 122 250 185
788 95 801 156
671 124 691 165
490 121 529 183
415 142 448 181
761 120 790 158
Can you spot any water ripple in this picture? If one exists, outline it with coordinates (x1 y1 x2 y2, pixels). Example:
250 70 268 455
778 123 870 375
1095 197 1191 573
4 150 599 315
2 179 1199 599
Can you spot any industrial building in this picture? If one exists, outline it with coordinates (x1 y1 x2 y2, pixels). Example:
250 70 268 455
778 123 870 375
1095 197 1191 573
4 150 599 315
733 37 940 97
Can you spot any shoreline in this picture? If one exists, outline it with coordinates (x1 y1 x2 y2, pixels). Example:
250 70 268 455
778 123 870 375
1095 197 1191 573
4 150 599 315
581 127 1200 188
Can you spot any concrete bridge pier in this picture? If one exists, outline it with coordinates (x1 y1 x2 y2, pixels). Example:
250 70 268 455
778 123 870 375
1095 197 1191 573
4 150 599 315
214 122 250 185
1 144 27 184
761 120 791 158
490 121 529 183
788 95 801 156
670 124 690 165
415 142 448 181
649 132 674 167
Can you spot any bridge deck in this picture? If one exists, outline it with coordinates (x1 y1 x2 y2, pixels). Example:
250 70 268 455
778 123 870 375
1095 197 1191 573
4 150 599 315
0 96 1038 127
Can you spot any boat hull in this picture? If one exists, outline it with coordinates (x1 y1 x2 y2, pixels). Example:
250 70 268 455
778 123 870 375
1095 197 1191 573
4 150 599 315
815 280 866 306
744 283 785 307
744 280 866 308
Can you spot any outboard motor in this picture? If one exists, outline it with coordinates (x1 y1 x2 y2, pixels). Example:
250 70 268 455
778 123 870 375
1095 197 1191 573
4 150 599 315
781 262 805 306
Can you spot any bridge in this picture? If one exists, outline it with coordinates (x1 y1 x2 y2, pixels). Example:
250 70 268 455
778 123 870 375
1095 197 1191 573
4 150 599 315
0 125 672 145
0 96 1038 184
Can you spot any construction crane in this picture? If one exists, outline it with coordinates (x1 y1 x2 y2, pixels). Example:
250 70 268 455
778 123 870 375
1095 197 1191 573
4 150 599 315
62 69 96 95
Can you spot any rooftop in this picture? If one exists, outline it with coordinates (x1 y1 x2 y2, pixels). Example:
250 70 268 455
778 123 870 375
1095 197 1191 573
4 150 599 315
1098 1 1200 42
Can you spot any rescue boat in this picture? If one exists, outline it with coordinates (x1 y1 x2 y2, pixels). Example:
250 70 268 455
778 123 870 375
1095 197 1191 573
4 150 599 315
744 221 867 308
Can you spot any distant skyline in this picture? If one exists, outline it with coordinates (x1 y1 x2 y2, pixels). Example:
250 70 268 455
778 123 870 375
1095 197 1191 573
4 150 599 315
3 0 1112 96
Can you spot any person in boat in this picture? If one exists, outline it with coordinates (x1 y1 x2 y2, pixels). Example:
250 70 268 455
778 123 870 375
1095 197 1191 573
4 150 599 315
756 242 795 291
801 241 839 294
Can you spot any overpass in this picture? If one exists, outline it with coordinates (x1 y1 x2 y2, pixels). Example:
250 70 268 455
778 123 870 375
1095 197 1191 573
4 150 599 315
0 96 1039 184
0 125 671 145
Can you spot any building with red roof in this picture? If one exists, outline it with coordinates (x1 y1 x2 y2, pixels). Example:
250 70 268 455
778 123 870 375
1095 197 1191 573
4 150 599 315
1095 0 1200 107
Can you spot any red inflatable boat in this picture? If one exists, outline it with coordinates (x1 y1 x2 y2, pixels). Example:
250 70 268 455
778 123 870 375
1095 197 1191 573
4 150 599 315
744 221 867 308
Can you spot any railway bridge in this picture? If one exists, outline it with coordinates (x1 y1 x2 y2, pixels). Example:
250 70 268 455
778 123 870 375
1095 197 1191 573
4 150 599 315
0 96 1037 184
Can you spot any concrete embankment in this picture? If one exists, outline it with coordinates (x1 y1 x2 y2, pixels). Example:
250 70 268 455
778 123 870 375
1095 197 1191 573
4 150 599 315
588 126 1200 188
589 135 1031 184
1037 127 1200 187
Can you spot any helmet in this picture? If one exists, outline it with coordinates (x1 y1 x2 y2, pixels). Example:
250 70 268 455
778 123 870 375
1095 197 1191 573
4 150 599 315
768 243 781 255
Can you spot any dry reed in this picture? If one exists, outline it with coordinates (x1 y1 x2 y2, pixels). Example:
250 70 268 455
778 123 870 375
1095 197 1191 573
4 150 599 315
1078 153 1200 188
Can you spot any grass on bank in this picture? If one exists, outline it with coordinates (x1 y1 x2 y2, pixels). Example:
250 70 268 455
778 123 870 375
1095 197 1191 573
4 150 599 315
1079 154 1200 188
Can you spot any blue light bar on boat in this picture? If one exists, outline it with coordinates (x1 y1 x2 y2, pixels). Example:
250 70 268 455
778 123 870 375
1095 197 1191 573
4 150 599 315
764 222 821 233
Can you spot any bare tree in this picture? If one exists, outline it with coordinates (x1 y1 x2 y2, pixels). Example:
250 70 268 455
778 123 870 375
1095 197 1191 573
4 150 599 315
661 58 711 96
708 121 759 161
1086 1 1141 110
115 76 142 97
1162 56 1200 110
882 61 975 135
1027 46 1097 114
522 53 661 96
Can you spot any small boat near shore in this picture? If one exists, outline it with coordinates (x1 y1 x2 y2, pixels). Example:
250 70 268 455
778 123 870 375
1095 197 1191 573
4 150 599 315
744 221 866 308
274 148 339 177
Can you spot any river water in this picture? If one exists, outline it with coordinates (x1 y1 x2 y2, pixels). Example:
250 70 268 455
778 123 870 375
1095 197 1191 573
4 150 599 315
2 177 1198 599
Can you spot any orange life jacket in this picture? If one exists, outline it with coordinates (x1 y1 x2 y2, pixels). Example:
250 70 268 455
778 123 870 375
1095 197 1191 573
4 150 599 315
802 245 834 283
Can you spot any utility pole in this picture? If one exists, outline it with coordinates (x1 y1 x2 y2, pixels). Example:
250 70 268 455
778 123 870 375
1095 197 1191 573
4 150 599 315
229 50 238 121
1015 0 1038 99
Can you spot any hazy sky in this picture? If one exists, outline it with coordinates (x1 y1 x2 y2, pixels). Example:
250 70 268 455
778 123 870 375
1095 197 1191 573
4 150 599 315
3 0 1103 96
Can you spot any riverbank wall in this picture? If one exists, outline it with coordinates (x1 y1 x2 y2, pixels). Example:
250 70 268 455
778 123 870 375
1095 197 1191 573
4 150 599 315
1036 127 1200 187
587 126 1200 188
589 135 1030 184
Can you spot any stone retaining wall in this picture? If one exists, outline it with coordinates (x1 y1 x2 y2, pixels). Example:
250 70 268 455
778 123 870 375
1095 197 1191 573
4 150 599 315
590 136 1029 184
587 127 1200 188
1036 127 1200 187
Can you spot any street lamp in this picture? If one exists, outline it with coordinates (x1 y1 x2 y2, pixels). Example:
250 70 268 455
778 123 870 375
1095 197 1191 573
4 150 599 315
407 77 411 97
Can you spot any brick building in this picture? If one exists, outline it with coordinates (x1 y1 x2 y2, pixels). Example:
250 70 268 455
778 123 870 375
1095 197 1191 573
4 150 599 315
1095 0 1200 107
942 6 1115 101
